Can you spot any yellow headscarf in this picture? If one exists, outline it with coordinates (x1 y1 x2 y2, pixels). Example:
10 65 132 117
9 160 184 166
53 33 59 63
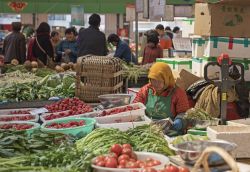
148 62 175 88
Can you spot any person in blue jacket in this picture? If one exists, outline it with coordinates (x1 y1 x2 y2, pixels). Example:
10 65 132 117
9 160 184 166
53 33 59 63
56 27 78 63
107 33 136 64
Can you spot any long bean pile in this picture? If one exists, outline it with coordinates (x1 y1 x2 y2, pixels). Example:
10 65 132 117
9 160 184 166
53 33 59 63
127 125 175 156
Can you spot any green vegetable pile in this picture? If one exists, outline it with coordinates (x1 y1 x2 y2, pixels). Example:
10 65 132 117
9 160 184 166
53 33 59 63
76 128 131 155
0 124 174 172
0 72 75 102
127 125 175 156
184 108 213 121
171 134 209 146
76 124 174 157
122 63 151 83
0 130 75 158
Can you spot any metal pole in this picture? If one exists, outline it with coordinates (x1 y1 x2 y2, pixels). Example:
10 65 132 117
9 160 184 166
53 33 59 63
135 11 139 61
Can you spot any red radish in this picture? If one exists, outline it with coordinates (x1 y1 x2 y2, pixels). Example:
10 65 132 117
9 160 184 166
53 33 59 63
0 123 33 130
46 120 85 129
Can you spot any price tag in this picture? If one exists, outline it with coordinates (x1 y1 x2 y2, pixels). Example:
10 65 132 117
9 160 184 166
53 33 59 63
29 108 48 115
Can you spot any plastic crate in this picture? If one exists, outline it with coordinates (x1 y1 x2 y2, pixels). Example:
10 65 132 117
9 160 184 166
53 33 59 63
79 103 146 123
40 110 93 123
207 125 250 158
96 115 151 131
0 121 40 136
0 114 39 122
41 117 96 138
0 108 35 115
227 118 250 126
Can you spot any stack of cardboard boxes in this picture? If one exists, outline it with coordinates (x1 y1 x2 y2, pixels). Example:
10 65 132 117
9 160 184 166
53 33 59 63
192 0 250 81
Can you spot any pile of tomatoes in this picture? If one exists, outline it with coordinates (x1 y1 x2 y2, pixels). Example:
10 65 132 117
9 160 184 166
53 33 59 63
136 165 190 172
44 98 92 113
46 120 85 129
0 123 33 130
93 143 161 169
0 115 35 122
100 106 140 116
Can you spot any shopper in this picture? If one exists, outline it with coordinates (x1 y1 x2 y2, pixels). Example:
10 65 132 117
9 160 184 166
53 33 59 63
107 33 134 64
155 24 172 50
165 26 173 40
32 22 54 66
133 62 189 134
173 26 181 38
56 28 78 63
2 22 26 64
142 33 163 65
50 31 61 61
77 13 108 57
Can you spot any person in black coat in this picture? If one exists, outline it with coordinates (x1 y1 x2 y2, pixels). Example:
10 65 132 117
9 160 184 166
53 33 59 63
32 22 54 65
77 14 108 57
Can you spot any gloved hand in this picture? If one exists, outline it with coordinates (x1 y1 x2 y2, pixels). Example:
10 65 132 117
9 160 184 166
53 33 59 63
172 118 183 131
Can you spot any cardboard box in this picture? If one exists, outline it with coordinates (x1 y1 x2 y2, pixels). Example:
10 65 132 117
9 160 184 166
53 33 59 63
194 1 250 37
176 69 201 91
156 58 192 73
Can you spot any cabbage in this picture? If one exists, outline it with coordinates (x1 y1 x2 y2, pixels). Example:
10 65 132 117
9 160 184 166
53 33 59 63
45 74 61 88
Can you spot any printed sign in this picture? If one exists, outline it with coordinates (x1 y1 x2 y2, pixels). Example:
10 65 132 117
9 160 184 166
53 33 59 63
71 5 84 26
8 1 27 12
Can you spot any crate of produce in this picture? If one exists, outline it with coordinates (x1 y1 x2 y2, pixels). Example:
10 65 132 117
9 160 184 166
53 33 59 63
75 55 123 103
207 125 250 158
41 117 96 138
96 115 151 131
0 121 40 135
227 118 250 126
80 103 146 123
0 108 34 115
0 114 39 122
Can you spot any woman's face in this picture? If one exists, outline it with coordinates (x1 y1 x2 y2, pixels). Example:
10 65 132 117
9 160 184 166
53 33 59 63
150 79 165 92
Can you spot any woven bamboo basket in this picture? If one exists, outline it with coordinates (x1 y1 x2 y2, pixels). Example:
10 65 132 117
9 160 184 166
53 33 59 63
192 146 239 172
75 55 123 102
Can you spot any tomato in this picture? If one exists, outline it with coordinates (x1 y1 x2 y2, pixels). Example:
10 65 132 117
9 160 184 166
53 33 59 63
118 154 130 162
179 167 190 172
165 164 179 172
117 165 126 168
131 152 137 160
110 144 123 156
152 160 161 166
122 148 132 156
122 144 132 150
119 159 128 166
108 153 118 159
126 161 139 168
145 161 155 167
105 157 118 168
129 158 137 162
141 168 158 172
94 156 105 164
96 161 105 167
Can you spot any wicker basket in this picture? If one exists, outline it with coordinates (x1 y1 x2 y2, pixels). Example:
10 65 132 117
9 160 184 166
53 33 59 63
192 146 239 172
75 55 123 102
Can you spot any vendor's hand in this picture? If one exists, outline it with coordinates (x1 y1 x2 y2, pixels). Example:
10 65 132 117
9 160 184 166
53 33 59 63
172 118 183 131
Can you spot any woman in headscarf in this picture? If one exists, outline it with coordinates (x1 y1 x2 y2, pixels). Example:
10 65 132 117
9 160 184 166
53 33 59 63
133 62 189 133
32 22 54 66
